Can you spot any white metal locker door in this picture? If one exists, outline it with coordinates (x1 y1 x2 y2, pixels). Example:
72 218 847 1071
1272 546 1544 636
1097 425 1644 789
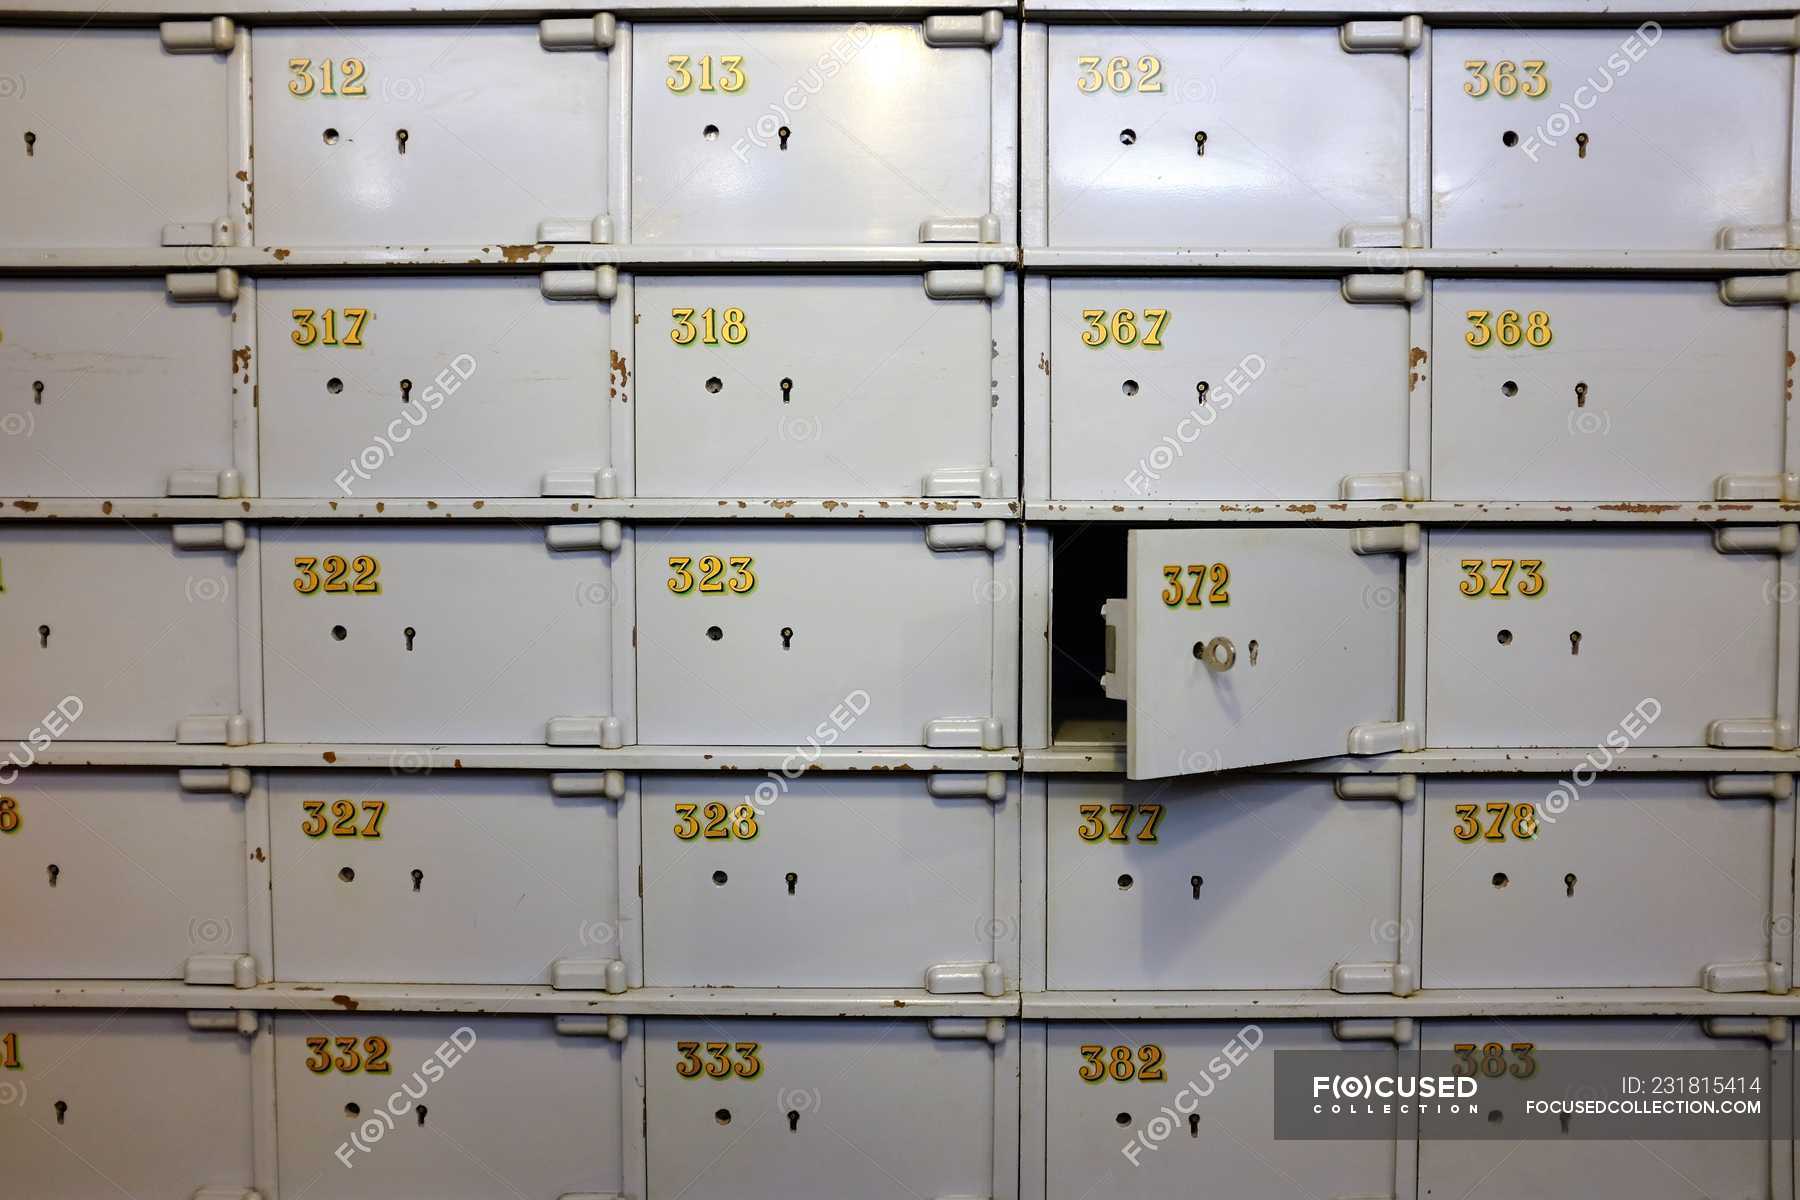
1106 527 1407 778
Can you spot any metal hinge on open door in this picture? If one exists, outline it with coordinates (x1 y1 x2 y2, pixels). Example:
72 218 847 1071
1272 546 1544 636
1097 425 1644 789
1330 962 1415 998
542 526 623 746
1339 16 1421 53
1345 526 1420 755
920 525 1005 747
546 771 629 992
170 525 251 745
157 22 241 253
1705 529 1796 749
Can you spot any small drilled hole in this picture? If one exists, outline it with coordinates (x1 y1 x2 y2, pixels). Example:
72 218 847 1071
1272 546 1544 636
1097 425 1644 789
1496 629 1513 645
327 377 344 394
1117 873 1133 890
705 377 722 394
331 625 348 641
703 125 719 140
1119 128 1137 145
1502 130 1519 147
1121 379 1139 396
712 870 728 886
715 1108 731 1125
1115 1112 1132 1126
1501 381 1518 397
1488 1109 1503 1123
339 866 355 883
345 1102 361 1117
1492 872 1509 888
323 128 340 144
706 625 723 641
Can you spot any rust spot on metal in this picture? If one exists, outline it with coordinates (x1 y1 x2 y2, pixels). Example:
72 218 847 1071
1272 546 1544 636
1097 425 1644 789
427 500 439 509
1409 346 1427 367
498 244 553 263
236 170 248 182
1037 352 1050 376
271 248 291 261
252 847 266 862
1287 503 1317 513
233 346 252 376
1409 372 1422 393
331 994 360 1011
1596 502 1681 514
12 501 38 511
102 501 113 514
322 751 337 763
472 500 485 509
822 500 840 510
453 759 463 768
609 349 631 389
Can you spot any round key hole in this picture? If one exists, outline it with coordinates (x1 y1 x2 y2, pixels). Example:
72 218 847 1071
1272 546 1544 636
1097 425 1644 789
326 377 344 395
703 124 720 140
345 1103 361 1117
706 625 723 642
1117 873 1134 890
1496 629 1513 645
1119 128 1137 145
1121 379 1139 397
1502 130 1519 147
339 867 355 883
331 625 348 641
1115 1112 1132 1126
1500 380 1518 397
715 1108 731 1125
1492 871 1509 888
1488 1109 1503 1124
712 870 728 886
705 377 722 394
323 128 340 145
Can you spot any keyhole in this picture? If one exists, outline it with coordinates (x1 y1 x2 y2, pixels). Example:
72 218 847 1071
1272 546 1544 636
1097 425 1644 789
1195 381 1210 405
706 625 723 642
1247 639 1259 666
1559 1114 1572 1134
54 1100 66 1124
24 131 36 156
46 863 59 886
1574 381 1589 407
1190 875 1203 899
1188 1113 1200 1137
1576 132 1589 159
404 626 416 651
32 380 43 405
37 624 49 649
396 129 409 154
1569 630 1581 656
1564 872 1578 897
777 126 790 150
787 1109 800 1131
1118 128 1136 146
785 871 797 895
1193 130 1207 156
780 626 793 649
411 868 423 892
417 1106 428 1126
400 379 413 403
779 377 793 404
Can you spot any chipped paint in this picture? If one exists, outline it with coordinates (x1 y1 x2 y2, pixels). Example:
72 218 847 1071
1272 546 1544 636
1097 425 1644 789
322 751 337 763
1037 352 1050 376
270 248 290 261
331 994 359 1011
1596 502 1682 514
498 244 554 263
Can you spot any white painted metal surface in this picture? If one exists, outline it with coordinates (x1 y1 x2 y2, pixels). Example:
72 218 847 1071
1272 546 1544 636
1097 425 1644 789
252 26 610 246
258 277 611 498
1431 278 1787 500
631 22 996 245
261 525 615 743
1046 775 1400 988
0 526 240 741
633 275 1001 497
0 280 239 498
274 1013 625 1197
1432 27 1792 250
1048 277 1409 499
270 771 621 985
1426 529 1783 748
634 524 1009 746
641 772 1006 987
1045 26 1408 248
1422 775 1776 988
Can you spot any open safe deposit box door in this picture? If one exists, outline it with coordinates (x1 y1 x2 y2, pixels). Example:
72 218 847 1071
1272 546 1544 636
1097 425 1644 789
1104 527 1411 779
